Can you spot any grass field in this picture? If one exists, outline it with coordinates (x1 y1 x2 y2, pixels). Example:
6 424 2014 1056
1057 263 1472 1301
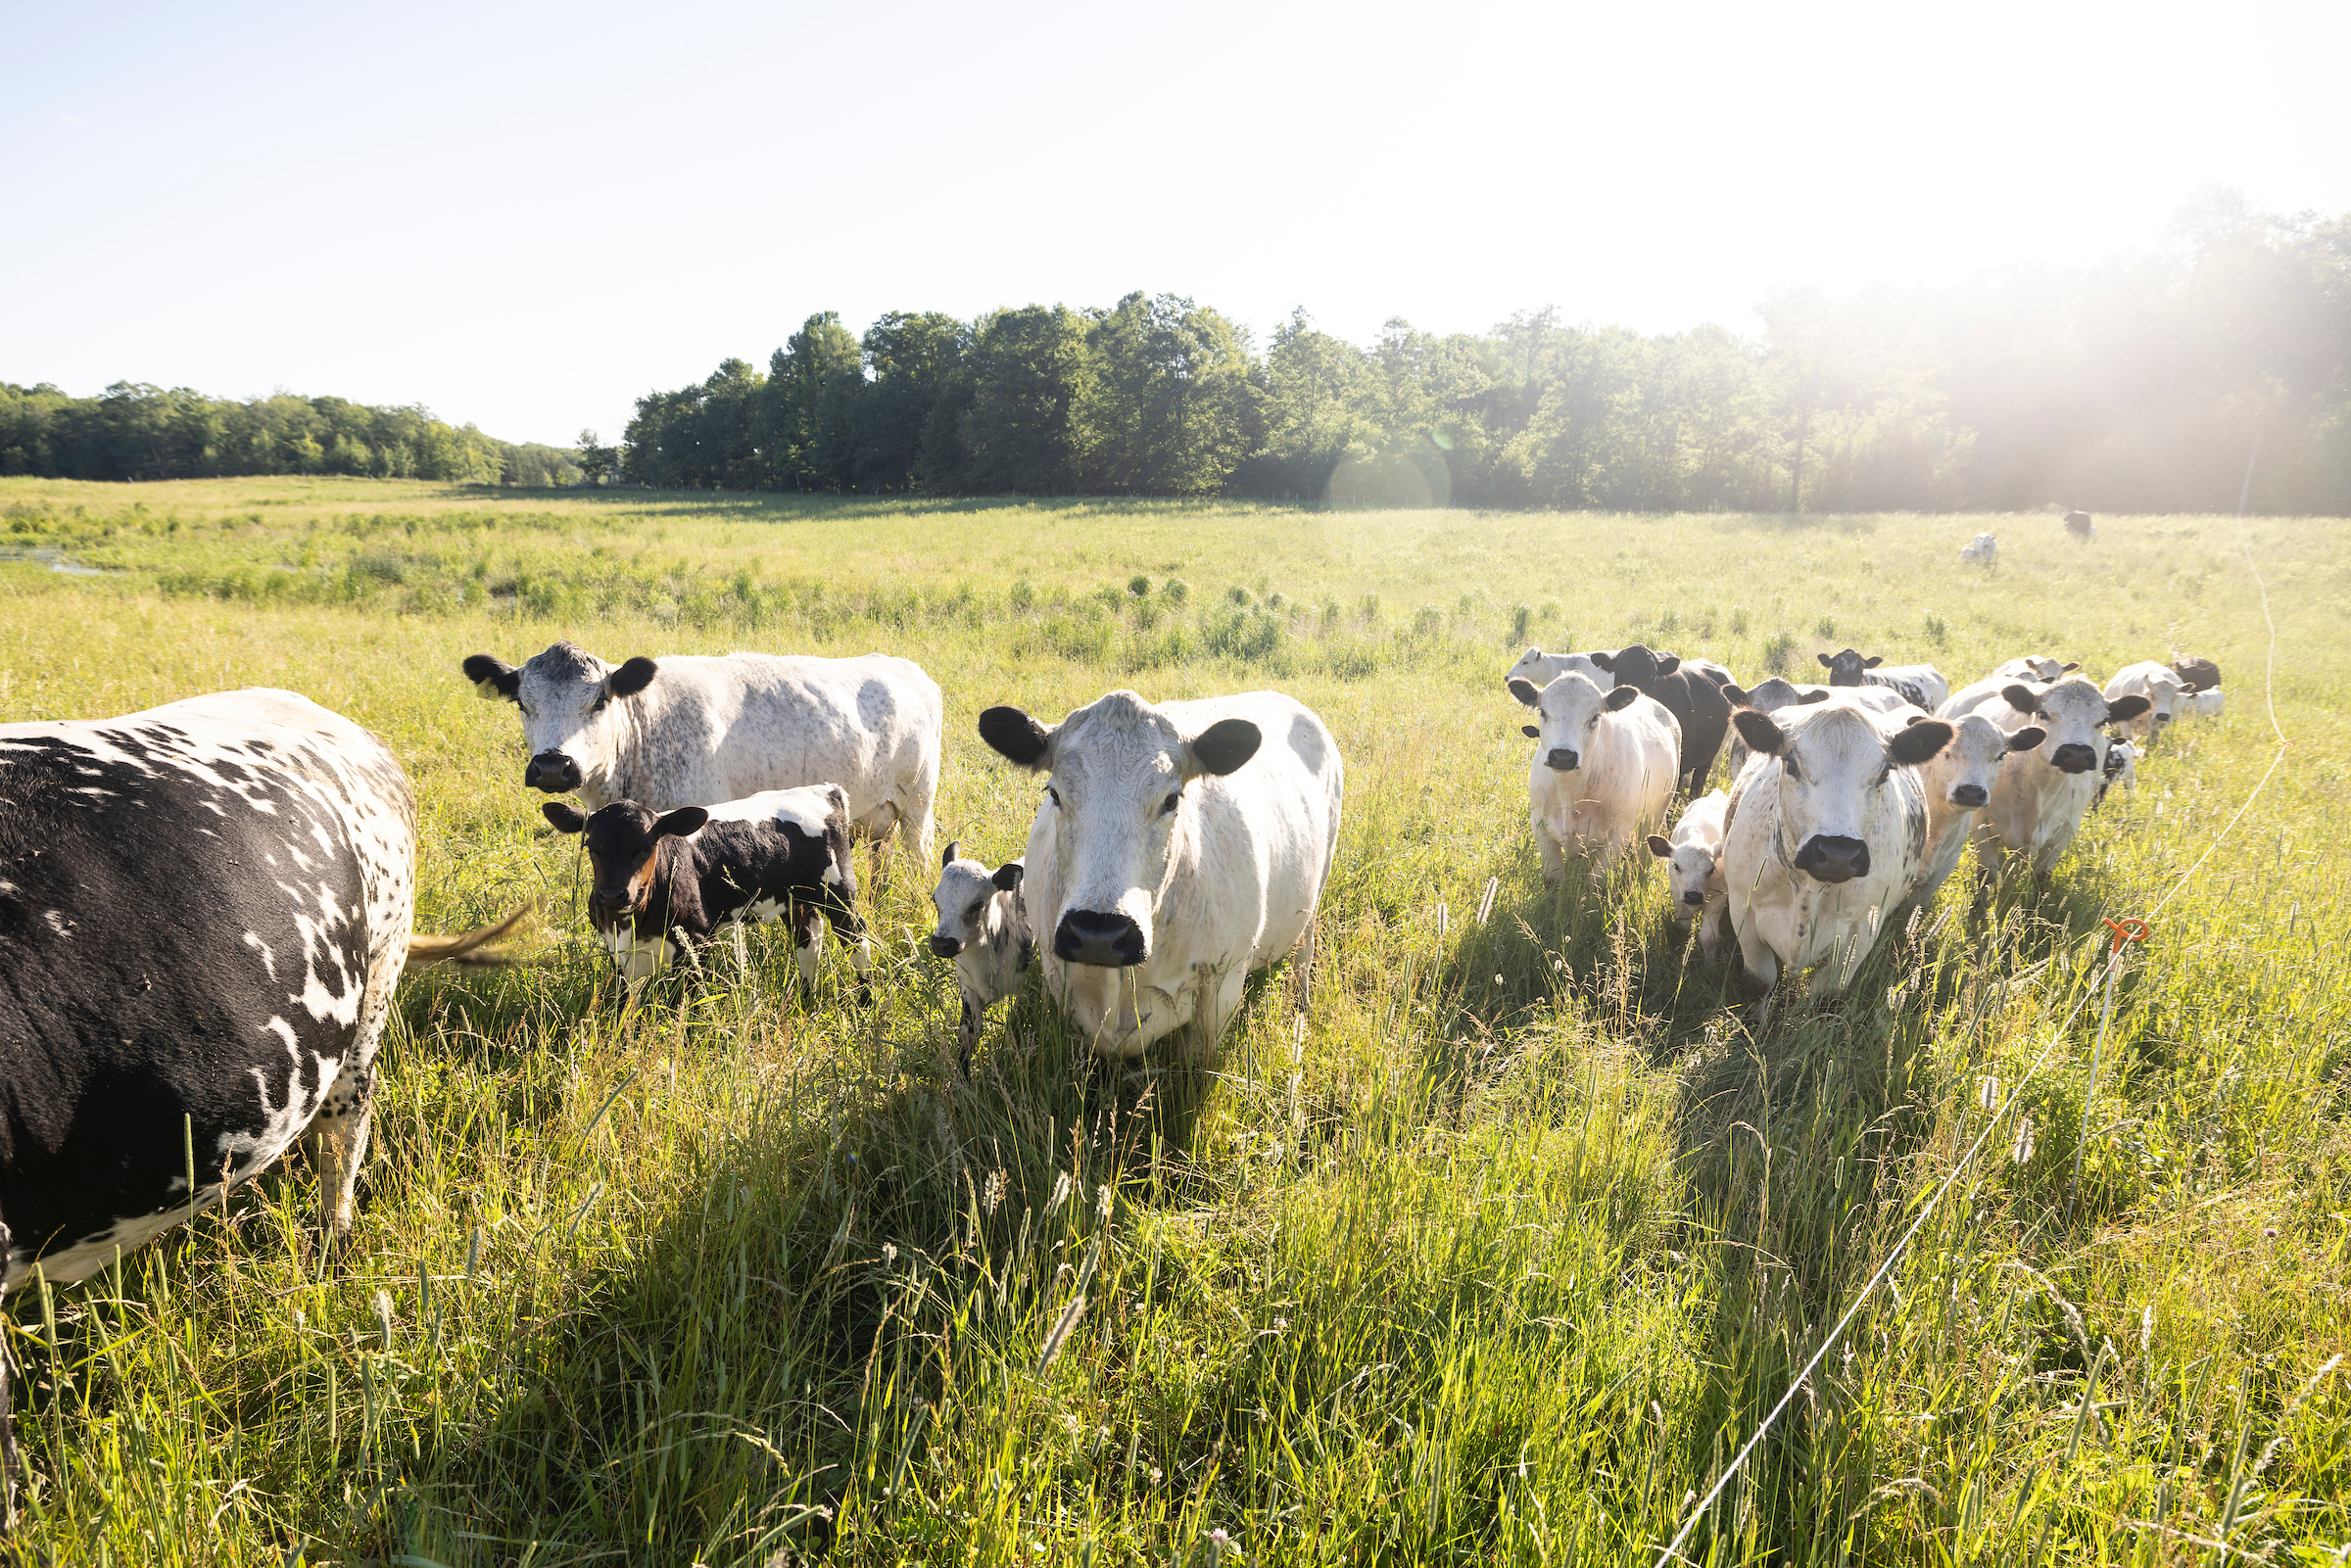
3 475 2347 1567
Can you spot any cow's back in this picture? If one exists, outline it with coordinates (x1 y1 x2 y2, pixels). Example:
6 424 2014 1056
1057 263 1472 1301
0 689 415 1286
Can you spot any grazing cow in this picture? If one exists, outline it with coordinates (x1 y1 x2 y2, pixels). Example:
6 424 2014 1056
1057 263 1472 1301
1590 642 1730 794
2094 736 2139 808
1719 704 1953 994
1960 532 1997 564
1506 646 1616 692
1992 656 2081 682
2103 661 2192 745
462 642 940 881
0 689 517 1510
929 843 1031 1069
1507 672 1680 883
977 690 1343 1060
1719 678 1833 779
1817 647 1951 712
1647 790 1730 959
2173 655 2222 691
2183 688 2225 723
1943 677 2151 875
542 786 868 991
1896 711 2045 916
2064 510 2096 540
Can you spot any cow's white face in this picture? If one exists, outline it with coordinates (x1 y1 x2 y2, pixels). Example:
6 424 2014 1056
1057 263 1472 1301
1508 672 1641 773
1731 705 1951 884
1918 712 2042 811
930 843 1021 959
1649 833 1719 911
2139 668 2189 733
978 691 1260 969
1999 678 2149 775
462 642 657 797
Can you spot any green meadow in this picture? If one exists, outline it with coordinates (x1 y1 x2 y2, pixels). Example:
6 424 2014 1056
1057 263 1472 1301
1 475 2345 1566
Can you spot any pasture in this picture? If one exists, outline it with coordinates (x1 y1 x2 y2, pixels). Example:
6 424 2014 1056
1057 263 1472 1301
2 476 2347 1566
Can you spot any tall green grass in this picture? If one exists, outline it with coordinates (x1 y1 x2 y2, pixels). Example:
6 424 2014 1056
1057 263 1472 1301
2 478 2345 1565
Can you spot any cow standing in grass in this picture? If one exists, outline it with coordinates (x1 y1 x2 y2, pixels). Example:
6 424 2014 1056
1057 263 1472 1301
2103 661 2193 746
1941 676 2151 876
1507 672 1680 883
1590 643 1730 795
1648 789 1729 958
1895 711 2044 916
929 844 1031 1070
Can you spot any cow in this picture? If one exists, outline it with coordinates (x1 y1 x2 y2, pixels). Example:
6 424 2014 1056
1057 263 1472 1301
542 785 868 992
1647 789 1729 959
1719 702 1954 995
0 689 516 1515
1817 647 1951 712
2094 736 2138 808
1895 711 2045 916
1992 656 2081 683
2182 688 2225 723
2064 509 2096 540
2173 655 2222 691
1961 532 1997 564
2103 661 2192 745
929 843 1031 1071
977 689 1343 1061
1718 678 1833 780
1590 642 1730 794
1506 646 1616 692
462 642 940 884
1507 672 1680 884
1941 676 2151 875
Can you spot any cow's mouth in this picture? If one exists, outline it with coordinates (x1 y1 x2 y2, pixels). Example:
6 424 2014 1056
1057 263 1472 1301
525 750 583 792
1681 890 1705 907
1054 908 1148 968
1794 834 1870 883
1951 784 1989 808
929 933 963 959
1543 748 1580 772
2052 744 2097 774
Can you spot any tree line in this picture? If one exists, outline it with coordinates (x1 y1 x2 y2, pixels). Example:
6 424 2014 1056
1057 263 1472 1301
0 382 583 487
621 194 2348 513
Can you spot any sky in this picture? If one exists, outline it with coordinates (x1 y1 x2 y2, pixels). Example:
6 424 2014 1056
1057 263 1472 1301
6 0 2346 448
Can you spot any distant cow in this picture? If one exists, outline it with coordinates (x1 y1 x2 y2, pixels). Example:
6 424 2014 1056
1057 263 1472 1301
1817 647 1950 712
2173 655 2222 691
1898 711 2044 916
2094 736 2139 808
1719 703 1954 994
1508 672 1680 883
1960 532 1997 564
1992 656 2081 683
463 642 941 881
930 843 1031 1069
1942 676 2150 874
2064 510 2096 540
2103 661 2192 745
1647 789 1729 959
1591 642 1730 794
979 689 1343 1060
0 689 514 1497
543 785 868 992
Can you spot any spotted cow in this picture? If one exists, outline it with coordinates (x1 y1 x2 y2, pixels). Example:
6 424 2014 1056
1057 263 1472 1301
1816 647 1950 712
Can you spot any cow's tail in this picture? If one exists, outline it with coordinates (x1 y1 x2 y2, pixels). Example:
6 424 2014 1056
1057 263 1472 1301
408 905 531 966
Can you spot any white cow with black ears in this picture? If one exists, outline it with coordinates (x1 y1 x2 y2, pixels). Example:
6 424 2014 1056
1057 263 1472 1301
977 689 1343 1061
1720 703 1954 994
1648 789 1730 958
1941 675 2151 874
2103 661 2192 746
929 843 1032 1070
1895 711 2044 916
1507 672 1680 882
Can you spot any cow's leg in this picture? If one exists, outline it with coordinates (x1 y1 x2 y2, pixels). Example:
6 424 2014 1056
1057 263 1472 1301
1536 822 1566 887
0 1221 14 1535
304 1053 376 1249
792 900 825 990
1700 898 1729 963
956 988 981 1077
813 883 872 1001
1733 917 1780 993
864 805 902 894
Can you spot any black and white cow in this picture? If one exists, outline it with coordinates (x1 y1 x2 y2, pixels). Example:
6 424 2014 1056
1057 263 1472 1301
1816 647 1950 712
929 843 1032 1069
1590 642 1731 794
543 786 867 992
463 642 941 882
0 689 514 1513
978 689 1343 1060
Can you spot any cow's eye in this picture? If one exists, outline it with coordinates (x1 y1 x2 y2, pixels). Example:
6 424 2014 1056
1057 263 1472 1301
1160 790 1180 817
1046 785 1063 810
591 695 608 714
1781 756 1801 779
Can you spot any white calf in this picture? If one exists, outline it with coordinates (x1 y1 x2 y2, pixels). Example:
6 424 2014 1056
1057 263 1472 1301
1647 790 1729 959
1960 532 1997 563
929 843 1031 1069
2104 661 2191 745
2093 736 2138 808
1507 672 1681 883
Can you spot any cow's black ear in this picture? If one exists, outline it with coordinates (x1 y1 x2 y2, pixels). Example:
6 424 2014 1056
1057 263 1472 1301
1647 833 1672 858
2061 660 2081 673
1816 652 1834 669
1655 653 1682 677
1799 688 1831 704
2001 684 2039 713
1507 678 1543 708
653 806 708 840
1732 708 1787 755
941 839 959 870
1604 685 1641 711
1589 651 1615 672
1904 713 1928 726
1521 724 1541 738
992 860 1025 891
1864 655 1883 669
610 657 658 698
464 654 521 701
2009 727 2045 752
979 705 1053 769
1889 720 1953 766
1719 683 1749 706
2106 694 2151 723
543 802 587 833
1189 718 1262 777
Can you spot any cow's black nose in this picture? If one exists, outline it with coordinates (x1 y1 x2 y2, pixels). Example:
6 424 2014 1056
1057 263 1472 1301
526 750 582 792
929 933 962 959
1681 890 1706 906
1952 784 1989 808
1544 748 1580 772
2052 743 2097 775
1055 908 1147 968
1794 834 1870 884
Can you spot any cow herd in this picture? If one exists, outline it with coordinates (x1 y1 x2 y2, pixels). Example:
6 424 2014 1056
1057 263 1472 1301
0 621 2227 1521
